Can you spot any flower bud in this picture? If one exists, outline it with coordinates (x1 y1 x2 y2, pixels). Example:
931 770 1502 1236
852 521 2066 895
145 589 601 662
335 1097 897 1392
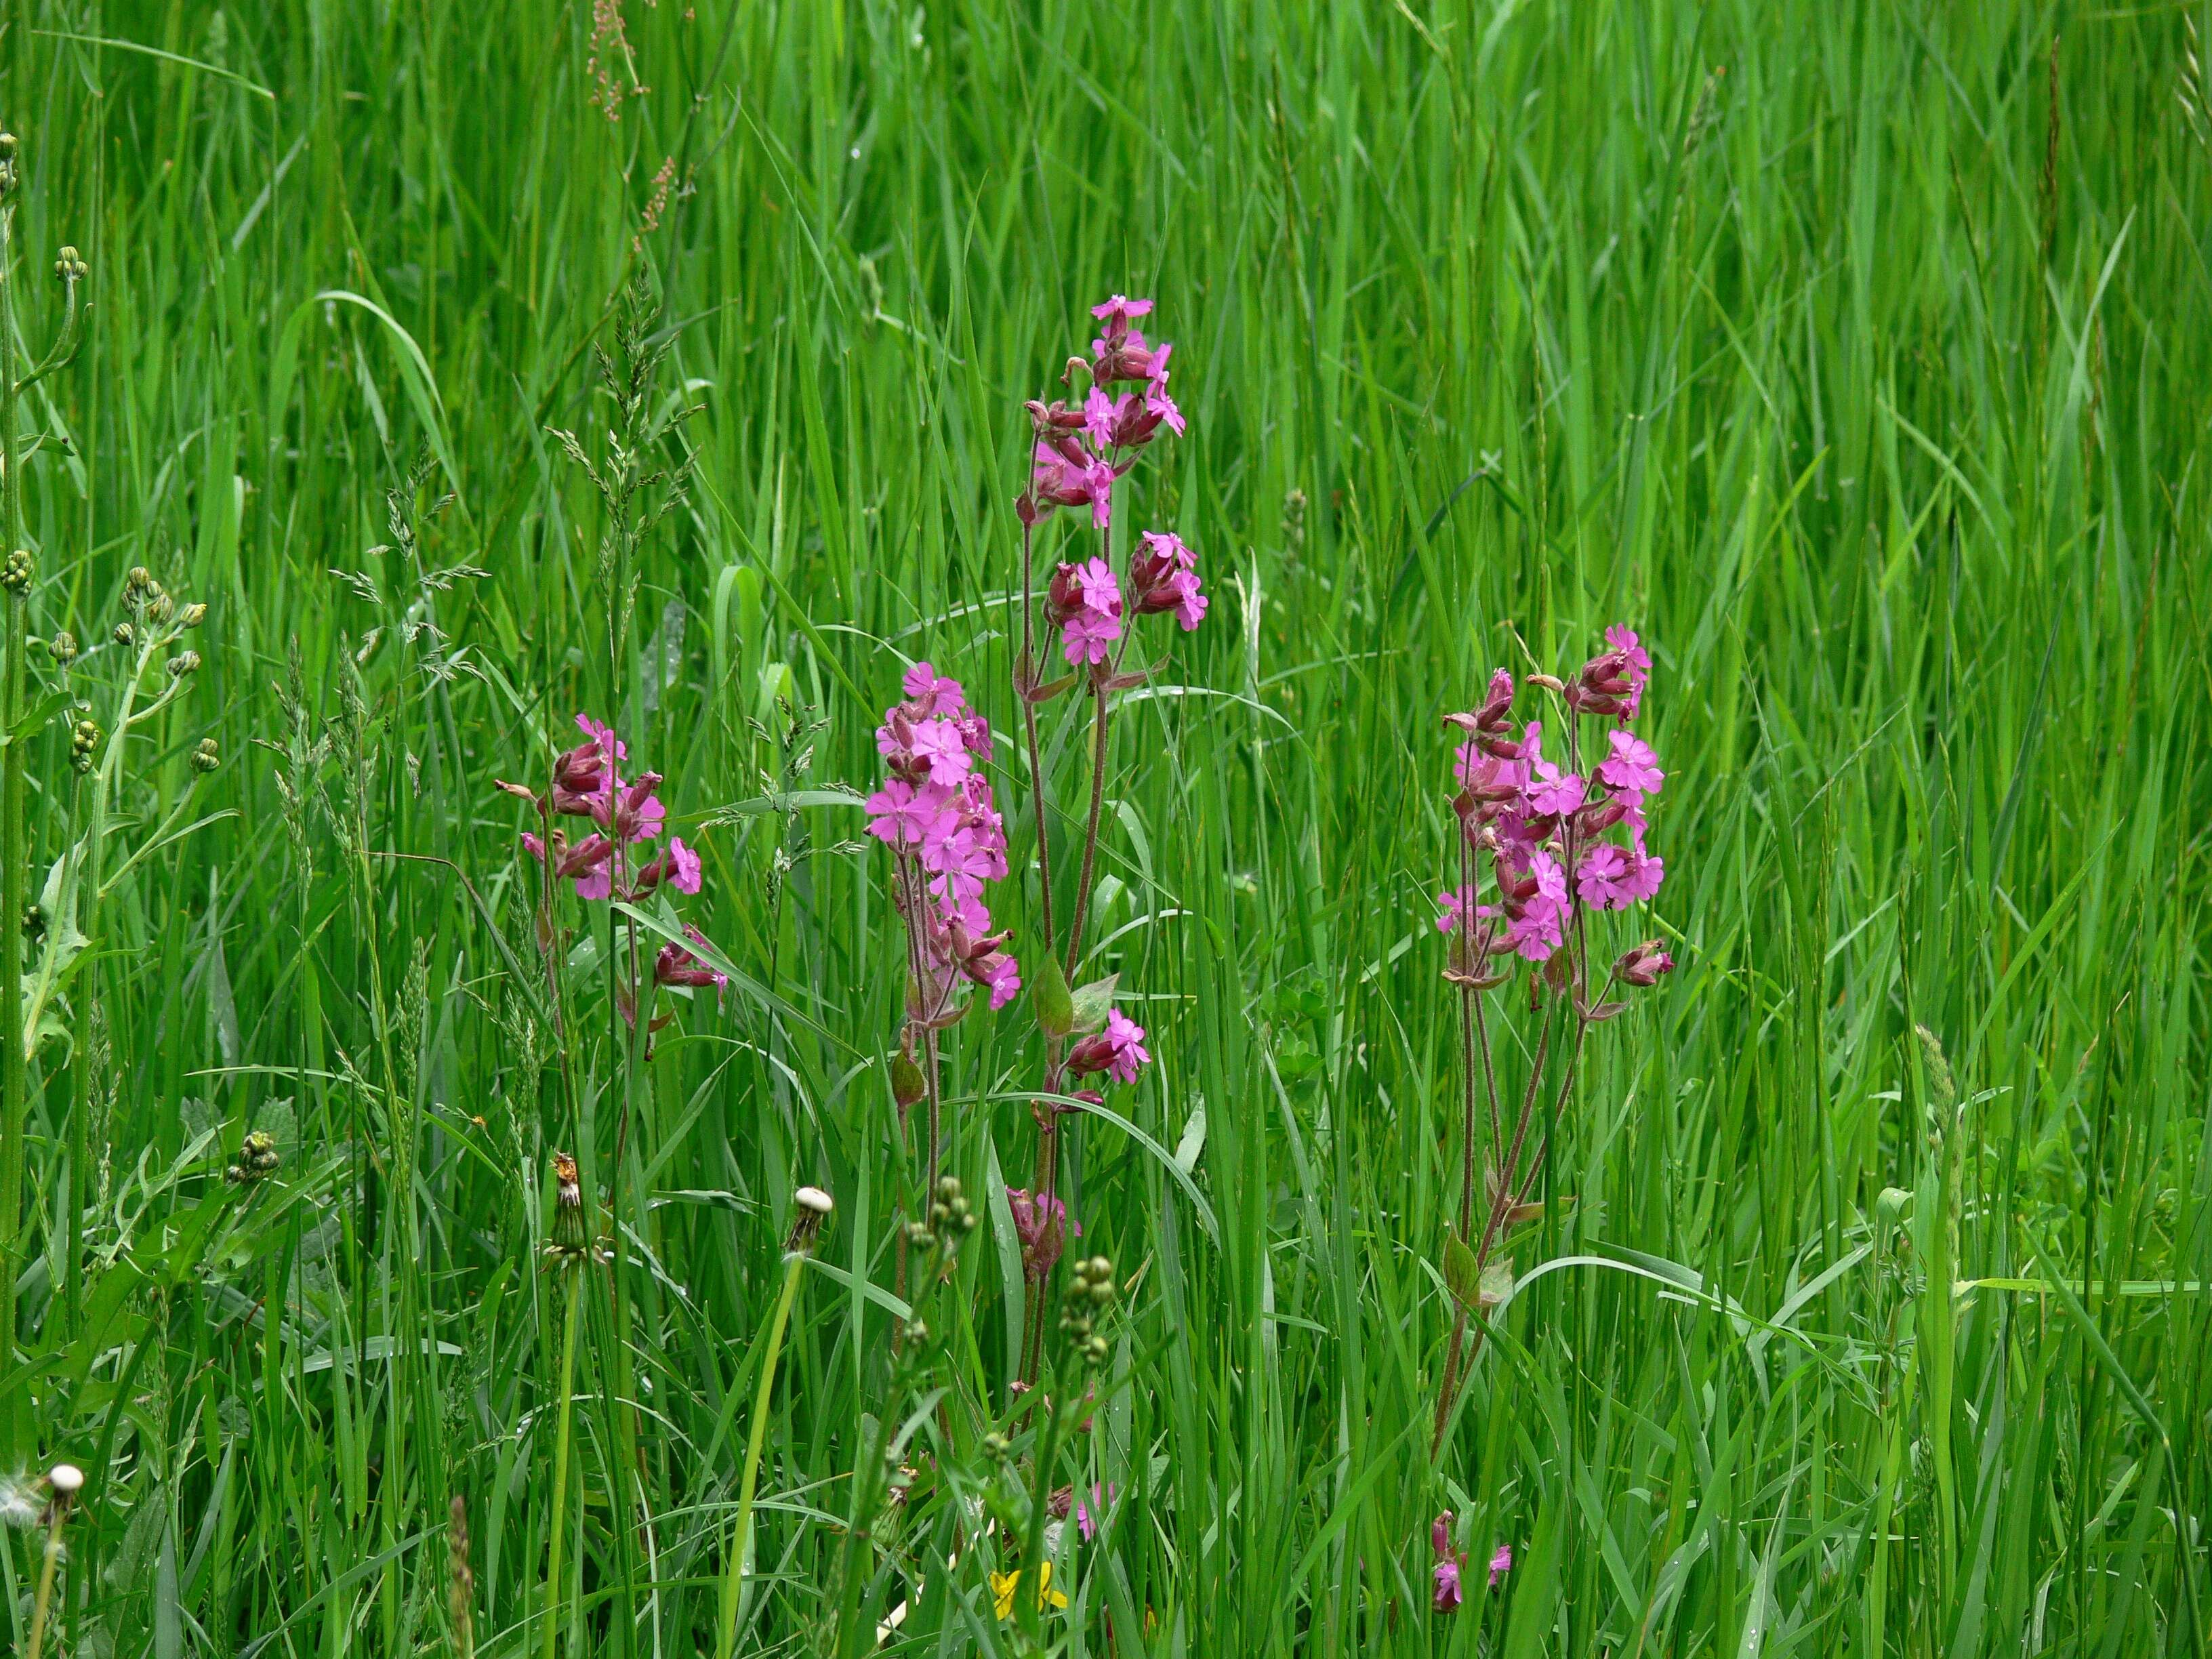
0 134 17 161
125 566 152 594
166 649 201 678
180 602 207 628
112 621 134 647
1 549 33 595
54 246 87 283
190 737 220 774
1614 940 1674 987
147 591 174 623
46 631 76 665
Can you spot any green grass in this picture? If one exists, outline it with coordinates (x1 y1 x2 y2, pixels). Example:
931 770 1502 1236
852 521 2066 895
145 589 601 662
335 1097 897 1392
0 0 2205 1652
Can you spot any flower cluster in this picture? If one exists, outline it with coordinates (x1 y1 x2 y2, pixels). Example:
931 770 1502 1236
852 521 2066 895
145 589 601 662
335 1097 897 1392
506 715 702 905
1436 630 1668 966
1430 1512 1513 1613
1019 298 1207 670
865 663 1021 1011
499 715 724 1003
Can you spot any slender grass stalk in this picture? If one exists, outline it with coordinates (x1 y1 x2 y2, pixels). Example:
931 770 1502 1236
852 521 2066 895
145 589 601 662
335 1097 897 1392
541 1267 582 1659
0 149 26 1449
718 1190 828 1659
24 1465 80 1659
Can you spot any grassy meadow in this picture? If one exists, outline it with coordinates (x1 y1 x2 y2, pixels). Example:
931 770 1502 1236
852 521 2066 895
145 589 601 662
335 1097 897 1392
0 0 2205 1652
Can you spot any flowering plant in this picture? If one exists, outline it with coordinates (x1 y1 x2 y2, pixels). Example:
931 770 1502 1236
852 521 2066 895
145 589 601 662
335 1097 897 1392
1429 627 1675 1456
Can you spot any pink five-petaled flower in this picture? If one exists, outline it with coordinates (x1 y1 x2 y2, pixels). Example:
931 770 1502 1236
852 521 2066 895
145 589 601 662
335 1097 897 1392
865 777 929 847
901 660 969 720
1576 842 1635 910
1523 758 1587 818
1618 844 1666 902
1047 557 1125 667
1605 625 1651 718
1597 729 1664 798
907 718 975 787
1488 1543 1514 1590
1067 1007 1150 1086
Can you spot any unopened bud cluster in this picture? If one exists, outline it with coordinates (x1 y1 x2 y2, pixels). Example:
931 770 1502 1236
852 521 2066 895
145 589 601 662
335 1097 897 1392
190 736 220 774
53 245 86 283
905 1173 977 1254
68 716 99 773
166 649 200 678
45 631 75 666
1059 1254 1117 1366
226 1129 281 1185
1 549 32 596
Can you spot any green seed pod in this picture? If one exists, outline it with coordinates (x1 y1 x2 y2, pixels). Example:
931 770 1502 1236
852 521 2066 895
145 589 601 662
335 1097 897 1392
890 1050 926 1109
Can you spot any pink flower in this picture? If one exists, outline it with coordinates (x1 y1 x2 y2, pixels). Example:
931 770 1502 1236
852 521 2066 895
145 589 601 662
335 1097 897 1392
865 777 928 846
1523 760 1586 818
1067 1007 1149 1085
1431 1513 1465 1614
1605 625 1650 717
1488 1542 1514 1589
1435 886 1497 935
1576 842 1634 910
1507 902 1564 962
1074 1483 1116 1542
1130 533 1208 632
1617 846 1665 903
908 718 973 787
594 772 665 843
1616 939 1674 985
1090 294 1154 326
1047 558 1125 667
636 835 703 895
1596 730 1664 798
1031 438 1118 527
1433 1558 1462 1614
576 713 627 766
1143 377 1185 436
901 661 968 719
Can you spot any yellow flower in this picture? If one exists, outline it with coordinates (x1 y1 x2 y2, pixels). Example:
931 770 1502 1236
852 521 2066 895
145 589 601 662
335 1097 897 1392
990 1562 1067 1619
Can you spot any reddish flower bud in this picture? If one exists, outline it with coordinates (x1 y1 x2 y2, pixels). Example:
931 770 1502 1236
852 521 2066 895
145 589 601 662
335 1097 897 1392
1615 940 1675 987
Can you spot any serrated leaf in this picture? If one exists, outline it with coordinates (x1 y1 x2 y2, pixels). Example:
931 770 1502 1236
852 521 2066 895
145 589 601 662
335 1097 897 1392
1443 1231 1481 1307
1067 971 1118 1033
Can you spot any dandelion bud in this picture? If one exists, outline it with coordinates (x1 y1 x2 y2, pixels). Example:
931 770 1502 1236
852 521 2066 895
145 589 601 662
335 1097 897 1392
226 1128 281 1184
544 1151 590 1267
190 737 220 773
0 134 17 161
54 246 87 283
1 549 33 595
180 602 207 628
166 649 201 678
46 631 76 665
125 565 152 594
112 621 134 647
147 590 174 623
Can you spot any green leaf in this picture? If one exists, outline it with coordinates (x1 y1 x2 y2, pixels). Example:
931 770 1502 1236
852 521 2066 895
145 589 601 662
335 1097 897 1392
1067 971 1118 1033
1442 1231 1481 1307
1032 952 1073 1038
